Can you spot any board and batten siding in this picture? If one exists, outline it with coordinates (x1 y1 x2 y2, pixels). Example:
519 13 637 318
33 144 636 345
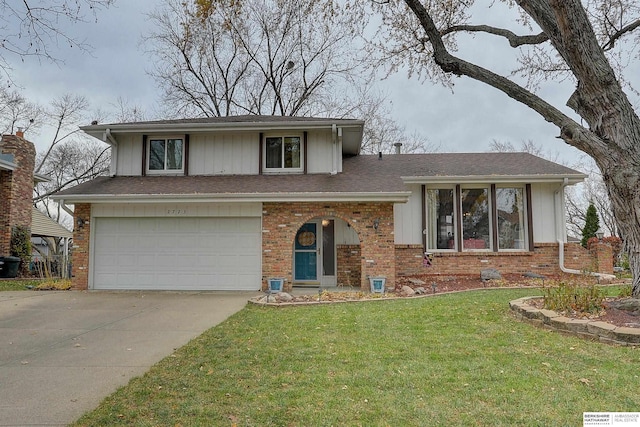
334 219 360 245
393 185 424 245
306 129 341 174
91 202 262 218
189 132 259 175
115 134 143 176
112 129 341 176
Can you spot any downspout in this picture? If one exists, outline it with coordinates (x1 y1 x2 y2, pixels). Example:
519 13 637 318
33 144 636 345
331 124 338 175
104 129 118 177
555 178 615 280
59 198 74 218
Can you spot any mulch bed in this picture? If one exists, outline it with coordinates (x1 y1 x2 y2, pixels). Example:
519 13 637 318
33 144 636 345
399 274 638 329
264 274 637 329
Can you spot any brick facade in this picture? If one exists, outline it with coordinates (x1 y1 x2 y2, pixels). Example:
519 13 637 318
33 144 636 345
71 203 91 290
394 241 614 278
262 202 395 291
70 199 612 291
0 134 35 255
336 244 361 287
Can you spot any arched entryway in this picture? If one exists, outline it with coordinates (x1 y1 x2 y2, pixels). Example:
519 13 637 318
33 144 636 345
293 217 360 287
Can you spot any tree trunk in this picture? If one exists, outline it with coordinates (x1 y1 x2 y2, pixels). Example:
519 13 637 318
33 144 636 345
600 162 640 297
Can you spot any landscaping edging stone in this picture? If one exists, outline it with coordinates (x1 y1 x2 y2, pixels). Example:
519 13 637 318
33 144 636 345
510 297 640 346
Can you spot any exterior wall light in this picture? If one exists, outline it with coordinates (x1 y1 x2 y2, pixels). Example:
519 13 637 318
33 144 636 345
373 219 379 231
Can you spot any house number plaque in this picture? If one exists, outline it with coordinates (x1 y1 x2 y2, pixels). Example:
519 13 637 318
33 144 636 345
166 208 188 215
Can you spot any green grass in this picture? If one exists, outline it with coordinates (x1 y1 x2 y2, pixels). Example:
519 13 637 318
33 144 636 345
0 279 40 291
73 288 640 426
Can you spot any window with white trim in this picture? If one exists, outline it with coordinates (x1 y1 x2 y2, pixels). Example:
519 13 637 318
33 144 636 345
147 137 184 174
263 135 302 173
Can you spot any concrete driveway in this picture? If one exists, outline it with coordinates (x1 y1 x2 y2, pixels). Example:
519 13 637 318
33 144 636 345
0 290 255 427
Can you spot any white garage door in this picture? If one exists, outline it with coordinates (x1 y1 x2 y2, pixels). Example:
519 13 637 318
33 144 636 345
92 217 261 290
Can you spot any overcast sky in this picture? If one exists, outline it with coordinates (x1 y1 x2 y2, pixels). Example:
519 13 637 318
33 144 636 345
10 1 638 166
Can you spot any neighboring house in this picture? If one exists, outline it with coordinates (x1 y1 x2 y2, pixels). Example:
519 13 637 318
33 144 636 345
1 132 73 277
51 116 606 292
1 131 36 257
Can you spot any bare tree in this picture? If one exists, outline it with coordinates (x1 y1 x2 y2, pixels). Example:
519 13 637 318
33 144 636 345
146 0 368 118
0 0 115 80
0 88 44 134
488 139 561 163
356 91 437 154
33 138 109 277
34 139 109 208
359 0 640 295
111 97 148 123
35 94 90 174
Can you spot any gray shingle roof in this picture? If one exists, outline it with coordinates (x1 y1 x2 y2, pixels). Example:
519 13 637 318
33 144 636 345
53 152 584 201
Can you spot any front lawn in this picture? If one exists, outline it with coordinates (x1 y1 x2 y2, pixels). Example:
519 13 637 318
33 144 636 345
0 279 40 291
73 288 639 426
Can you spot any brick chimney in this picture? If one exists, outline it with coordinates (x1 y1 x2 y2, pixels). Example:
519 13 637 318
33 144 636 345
0 132 36 255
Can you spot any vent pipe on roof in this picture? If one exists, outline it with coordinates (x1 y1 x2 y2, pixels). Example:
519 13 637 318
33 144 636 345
394 142 402 154
331 124 338 175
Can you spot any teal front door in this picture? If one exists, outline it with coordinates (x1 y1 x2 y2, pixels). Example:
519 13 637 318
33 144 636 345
294 222 318 282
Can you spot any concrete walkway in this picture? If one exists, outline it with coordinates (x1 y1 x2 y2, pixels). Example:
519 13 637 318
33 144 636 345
0 290 255 427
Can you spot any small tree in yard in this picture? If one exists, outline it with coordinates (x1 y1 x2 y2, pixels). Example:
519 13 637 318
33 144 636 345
581 204 600 248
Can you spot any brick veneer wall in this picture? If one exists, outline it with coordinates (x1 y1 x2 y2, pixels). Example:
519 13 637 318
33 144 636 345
0 134 35 255
262 202 395 291
394 241 614 278
0 170 12 255
71 203 91 290
336 244 361 287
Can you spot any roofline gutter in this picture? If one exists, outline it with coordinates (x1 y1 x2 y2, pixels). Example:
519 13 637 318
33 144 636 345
402 174 586 184
81 120 365 139
50 191 412 204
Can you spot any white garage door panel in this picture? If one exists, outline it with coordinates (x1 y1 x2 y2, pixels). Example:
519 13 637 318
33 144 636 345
93 217 261 290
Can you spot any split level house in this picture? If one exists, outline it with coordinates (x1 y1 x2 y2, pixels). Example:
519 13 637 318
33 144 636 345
51 116 610 292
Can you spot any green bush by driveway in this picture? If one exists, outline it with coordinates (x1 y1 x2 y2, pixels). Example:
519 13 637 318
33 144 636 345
73 288 639 426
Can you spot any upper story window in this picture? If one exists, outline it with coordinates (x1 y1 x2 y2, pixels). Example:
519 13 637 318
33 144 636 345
264 135 302 173
148 137 184 174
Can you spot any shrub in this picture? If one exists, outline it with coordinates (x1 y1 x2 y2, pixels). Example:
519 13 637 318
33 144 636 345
10 225 31 277
618 284 633 298
543 281 605 314
581 203 600 248
35 279 72 291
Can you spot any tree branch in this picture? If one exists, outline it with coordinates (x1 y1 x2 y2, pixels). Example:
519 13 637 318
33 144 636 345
441 25 549 47
602 18 640 50
402 0 595 151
